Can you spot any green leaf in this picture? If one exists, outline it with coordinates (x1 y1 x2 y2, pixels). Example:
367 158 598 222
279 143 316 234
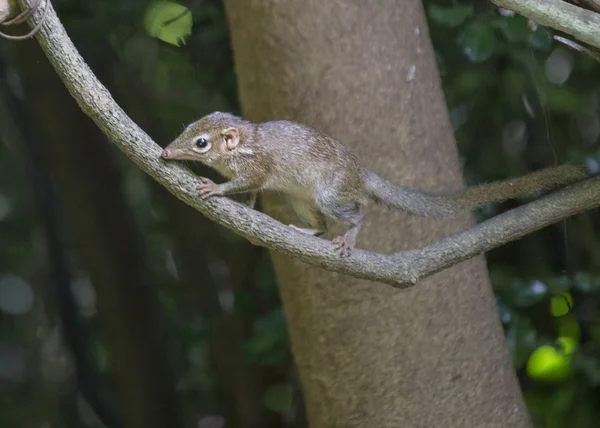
550 292 573 317
144 1 193 47
428 4 473 28
526 342 573 382
264 383 293 413
457 22 497 63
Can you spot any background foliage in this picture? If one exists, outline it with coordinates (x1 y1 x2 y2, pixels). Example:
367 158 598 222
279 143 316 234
1 1 599 427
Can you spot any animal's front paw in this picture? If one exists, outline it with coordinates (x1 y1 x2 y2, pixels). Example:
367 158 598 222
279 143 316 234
197 177 222 199
332 235 354 258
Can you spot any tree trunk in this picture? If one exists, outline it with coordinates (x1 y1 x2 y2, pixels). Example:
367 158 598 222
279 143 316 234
223 1 532 427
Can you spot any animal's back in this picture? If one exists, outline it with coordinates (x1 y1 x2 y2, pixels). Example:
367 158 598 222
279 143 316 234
256 120 365 199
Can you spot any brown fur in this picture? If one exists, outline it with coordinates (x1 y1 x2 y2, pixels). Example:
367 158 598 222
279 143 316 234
162 111 590 256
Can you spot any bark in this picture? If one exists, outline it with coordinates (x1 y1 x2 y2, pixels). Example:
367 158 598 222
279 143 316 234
223 0 532 427
10 38 181 428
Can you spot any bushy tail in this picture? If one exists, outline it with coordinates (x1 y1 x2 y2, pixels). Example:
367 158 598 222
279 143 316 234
364 164 590 218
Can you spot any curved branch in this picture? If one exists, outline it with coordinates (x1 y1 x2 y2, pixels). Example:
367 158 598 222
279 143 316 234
491 0 600 51
17 0 600 288
1 0 49 40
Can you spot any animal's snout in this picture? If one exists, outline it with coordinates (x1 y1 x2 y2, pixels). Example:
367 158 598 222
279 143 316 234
161 149 171 158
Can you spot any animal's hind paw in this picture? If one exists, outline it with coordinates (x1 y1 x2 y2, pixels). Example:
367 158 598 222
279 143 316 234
332 235 354 257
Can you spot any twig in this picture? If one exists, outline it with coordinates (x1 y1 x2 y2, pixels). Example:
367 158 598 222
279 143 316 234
491 0 600 51
0 0 48 40
2 0 39 25
14 0 600 287
554 35 600 62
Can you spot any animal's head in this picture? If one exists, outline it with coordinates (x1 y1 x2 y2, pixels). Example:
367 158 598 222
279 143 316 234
161 112 250 169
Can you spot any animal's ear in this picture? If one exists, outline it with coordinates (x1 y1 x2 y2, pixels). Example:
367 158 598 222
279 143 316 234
221 127 240 150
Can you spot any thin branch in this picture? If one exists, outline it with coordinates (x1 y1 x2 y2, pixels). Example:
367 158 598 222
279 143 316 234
554 35 600 62
0 0 48 40
578 0 600 14
400 177 600 282
2 0 39 25
491 0 600 51
15 0 600 288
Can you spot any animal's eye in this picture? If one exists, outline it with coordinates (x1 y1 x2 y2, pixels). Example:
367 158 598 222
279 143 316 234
195 138 208 148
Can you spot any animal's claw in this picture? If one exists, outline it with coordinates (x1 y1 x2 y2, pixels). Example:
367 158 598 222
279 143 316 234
332 235 353 258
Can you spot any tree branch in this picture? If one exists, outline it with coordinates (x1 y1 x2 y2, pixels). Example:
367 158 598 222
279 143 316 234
579 0 600 14
400 177 600 281
491 0 600 51
1 0 49 40
17 0 600 288
554 35 600 62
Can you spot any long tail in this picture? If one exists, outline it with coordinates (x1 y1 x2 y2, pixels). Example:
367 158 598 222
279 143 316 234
364 164 590 218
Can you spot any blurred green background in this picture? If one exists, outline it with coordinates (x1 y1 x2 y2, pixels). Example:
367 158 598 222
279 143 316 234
1 1 600 427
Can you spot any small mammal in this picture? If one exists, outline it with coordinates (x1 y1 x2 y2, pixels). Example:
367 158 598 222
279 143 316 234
161 112 589 256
